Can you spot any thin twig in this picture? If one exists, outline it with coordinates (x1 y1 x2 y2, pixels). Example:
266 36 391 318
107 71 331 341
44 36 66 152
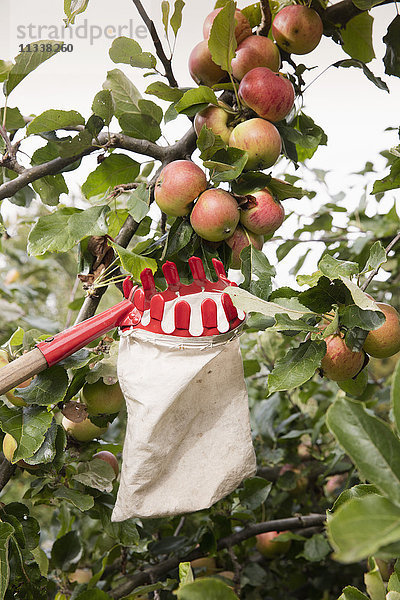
257 0 272 36
361 231 400 291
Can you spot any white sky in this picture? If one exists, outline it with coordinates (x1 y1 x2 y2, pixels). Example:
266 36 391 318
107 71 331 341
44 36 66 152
0 0 399 285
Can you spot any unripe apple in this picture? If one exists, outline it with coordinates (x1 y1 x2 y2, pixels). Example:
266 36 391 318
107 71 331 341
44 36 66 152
225 225 263 269
240 188 284 236
0 350 31 407
231 35 281 80
194 104 233 144
363 303 400 358
320 334 365 381
238 67 295 122
191 556 217 575
68 568 93 584
189 40 227 87
256 531 291 558
203 8 252 44
155 160 208 217
62 416 107 442
190 189 240 242
80 379 124 416
229 118 282 170
93 450 119 477
272 6 323 55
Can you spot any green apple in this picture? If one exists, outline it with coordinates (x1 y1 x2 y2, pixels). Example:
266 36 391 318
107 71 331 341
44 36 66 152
62 416 107 442
80 379 124 416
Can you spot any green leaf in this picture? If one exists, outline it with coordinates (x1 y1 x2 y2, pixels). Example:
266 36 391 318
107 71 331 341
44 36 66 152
372 158 400 194
327 398 400 505
138 99 163 124
301 534 331 562
267 177 306 201
53 486 95 512
161 1 170 37
0 60 13 84
163 218 194 258
0 522 14 600
17 366 68 406
51 530 81 571
208 1 237 73
24 421 59 465
64 0 89 25
179 562 194 585
92 90 114 126
0 107 25 131
327 494 400 562
27 109 85 135
339 276 382 310
82 154 140 199
383 15 400 77
75 591 113 600
392 360 400 438
362 240 387 273
318 254 359 279
268 339 326 394
32 173 68 206
109 37 156 70
271 313 319 333
0 404 53 462
333 59 389 92
338 368 368 397
175 86 219 115
225 286 313 319
332 483 381 511
340 305 385 330
178 578 239 599
196 125 226 161
170 0 185 36
4 41 64 96
28 205 110 255
110 241 157 281
241 3 262 28
239 477 272 510
73 458 116 493
103 69 141 118
338 587 370 600
352 0 385 9
364 557 386 600
341 13 375 63
145 81 185 102
126 183 150 222
298 276 349 313
204 147 248 183
240 245 275 295
119 112 161 142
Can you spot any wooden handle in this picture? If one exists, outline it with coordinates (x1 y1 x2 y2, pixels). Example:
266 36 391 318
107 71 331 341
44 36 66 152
0 348 48 396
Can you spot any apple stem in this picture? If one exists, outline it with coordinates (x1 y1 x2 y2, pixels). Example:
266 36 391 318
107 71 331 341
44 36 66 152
228 72 242 111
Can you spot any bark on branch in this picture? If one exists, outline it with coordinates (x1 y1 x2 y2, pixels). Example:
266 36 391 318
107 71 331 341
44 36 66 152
110 514 326 598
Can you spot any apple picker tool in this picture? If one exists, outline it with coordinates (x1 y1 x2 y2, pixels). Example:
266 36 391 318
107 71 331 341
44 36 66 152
0 257 256 519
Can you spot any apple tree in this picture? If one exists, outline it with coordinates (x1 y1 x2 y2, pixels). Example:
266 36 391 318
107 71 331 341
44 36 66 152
0 0 400 598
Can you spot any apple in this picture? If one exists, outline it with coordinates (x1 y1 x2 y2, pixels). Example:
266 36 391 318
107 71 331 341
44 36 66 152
272 5 323 55
2 432 38 469
194 104 233 145
256 531 291 558
225 225 263 269
238 67 295 122
279 463 308 496
324 473 347 497
0 350 30 407
320 334 365 381
155 160 208 217
363 303 400 358
68 568 93 584
203 8 252 44
191 556 217 575
231 35 280 81
62 416 107 442
80 379 124 416
189 40 227 87
93 450 119 477
190 189 240 242
229 118 282 170
240 188 285 236
4 268 20 285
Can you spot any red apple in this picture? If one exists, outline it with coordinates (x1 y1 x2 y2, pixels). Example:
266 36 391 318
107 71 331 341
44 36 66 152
155 160 208 217
4 268 20 285
190 189 240 242
203 8 252 44
189 40 227 87
239 67 295 122
232 35 281 81
272 6 323 55
324 474 347 496
240 188 284 235
62 416 107 442
93 450 119 477
256 531 291 558
194 103 233 144
80 379 124 416
363 303 400 358
320 334 365 381
226 225 263 269
229 118 282 171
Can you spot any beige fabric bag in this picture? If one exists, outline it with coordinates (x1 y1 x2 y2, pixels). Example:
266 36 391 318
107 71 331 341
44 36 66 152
112 329 256 521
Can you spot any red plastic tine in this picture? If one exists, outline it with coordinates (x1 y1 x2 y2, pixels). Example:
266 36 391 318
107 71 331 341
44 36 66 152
123 276 134 300
162 261 181 292
150 294 165 321
175 300 191 330
140 268 157 302
133 288 145 312
201 298 218 328
221 293 238 321
189 256 207 286
212 258 226 279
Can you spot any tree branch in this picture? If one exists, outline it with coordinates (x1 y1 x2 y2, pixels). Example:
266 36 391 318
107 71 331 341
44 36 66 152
323 0 363 26
361 231 400 291
0 456 16 492
110 514 326 598
257 0 272 36
131 0 178 87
